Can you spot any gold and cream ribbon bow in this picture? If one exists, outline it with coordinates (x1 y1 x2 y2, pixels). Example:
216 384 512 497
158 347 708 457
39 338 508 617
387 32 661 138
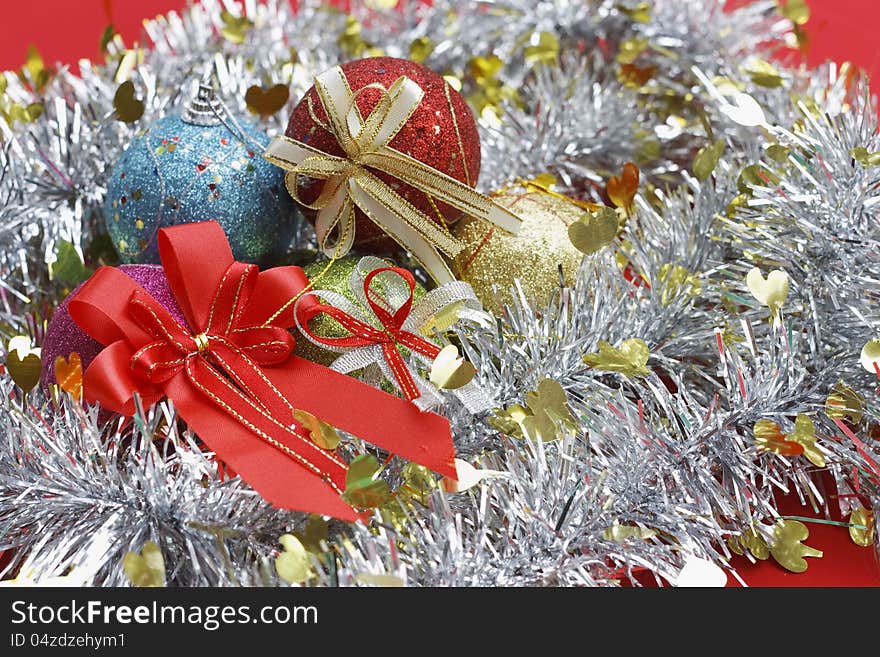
264 66 522 284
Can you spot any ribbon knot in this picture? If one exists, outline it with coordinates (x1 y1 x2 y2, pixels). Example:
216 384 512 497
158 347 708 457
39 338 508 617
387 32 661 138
194 333 210 353
127 261 297 387
265 66 522 284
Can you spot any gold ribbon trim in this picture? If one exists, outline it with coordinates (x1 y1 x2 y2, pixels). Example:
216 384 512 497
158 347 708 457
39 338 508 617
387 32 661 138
264 66 522 284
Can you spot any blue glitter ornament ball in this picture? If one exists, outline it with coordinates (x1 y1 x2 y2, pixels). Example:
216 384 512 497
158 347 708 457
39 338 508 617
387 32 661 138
104 84 300 265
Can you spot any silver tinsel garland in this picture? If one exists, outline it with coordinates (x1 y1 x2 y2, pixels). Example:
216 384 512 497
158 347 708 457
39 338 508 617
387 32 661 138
0 0 878 586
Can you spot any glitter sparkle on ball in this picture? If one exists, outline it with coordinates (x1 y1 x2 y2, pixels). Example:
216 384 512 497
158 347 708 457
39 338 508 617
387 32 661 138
104 86 301 265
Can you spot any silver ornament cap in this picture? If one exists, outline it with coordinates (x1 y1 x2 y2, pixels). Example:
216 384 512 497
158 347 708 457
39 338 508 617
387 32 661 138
182 82 226 126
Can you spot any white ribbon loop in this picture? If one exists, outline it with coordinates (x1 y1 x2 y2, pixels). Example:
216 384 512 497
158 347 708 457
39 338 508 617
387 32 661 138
265 65 523 284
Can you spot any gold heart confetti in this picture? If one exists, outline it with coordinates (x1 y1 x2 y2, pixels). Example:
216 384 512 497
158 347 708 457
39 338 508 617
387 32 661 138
753 419 804 457
6 336 42 393
726 193 750 218
220 10 253 44
693 139 725 181
469 54 504 82
618 62 657 89
113 80 144 123
276 534 313 584
825 381 864 423
342 454 391 509
787 414 825 467
615 37 649 64
766 144 791 163
738 163 779 192
467 54 516 121
355 572 404 587
2 102 44 124
860 339 880 374
51 240 92 288
848 506 875 547
603 524 657 541
781 0 810 26
293 409 340 451
489 403 530 436
397 463 438 505
419 300 465 335
606 162 640 211
54 352 83 399
727 527 770 560
489 378 578 442
337 17 382 58
379 463 440 532
408 36 433 63
851 147 880 167
122 541 165 587
523 379 578 441
657 264 702 306
583 338 650 377
245 84 290 117
294 515 330 554
429 344 476 390
616 3 651 23
23 44 50 91
746 267 789 315
568 206 619 255
402 462 435 487
769 520 822 573
744 59 785 88
523 31 560 66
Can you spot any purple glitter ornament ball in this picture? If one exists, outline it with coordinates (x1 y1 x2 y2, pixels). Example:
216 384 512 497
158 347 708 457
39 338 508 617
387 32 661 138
40 264 188 393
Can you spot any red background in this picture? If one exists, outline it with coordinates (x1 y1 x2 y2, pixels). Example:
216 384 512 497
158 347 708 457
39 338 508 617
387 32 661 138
1 0 878 586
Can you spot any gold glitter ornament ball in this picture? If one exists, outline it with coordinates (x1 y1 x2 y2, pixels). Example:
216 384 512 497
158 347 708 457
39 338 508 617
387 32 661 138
295 255 426 366
451 190 586 315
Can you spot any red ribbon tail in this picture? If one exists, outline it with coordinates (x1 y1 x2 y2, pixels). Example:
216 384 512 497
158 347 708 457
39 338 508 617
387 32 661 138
267 357 457 479
166 368 359 521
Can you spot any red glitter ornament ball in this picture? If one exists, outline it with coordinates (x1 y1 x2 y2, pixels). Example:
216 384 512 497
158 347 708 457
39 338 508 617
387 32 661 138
286 57 481 253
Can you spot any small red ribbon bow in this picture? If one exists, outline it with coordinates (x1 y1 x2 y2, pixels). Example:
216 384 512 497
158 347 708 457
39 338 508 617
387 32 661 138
297 267 441 401
69 221 456 521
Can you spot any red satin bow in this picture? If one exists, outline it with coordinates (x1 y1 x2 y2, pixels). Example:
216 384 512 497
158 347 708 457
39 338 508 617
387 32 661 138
69 221 456 521
297 267 441 401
